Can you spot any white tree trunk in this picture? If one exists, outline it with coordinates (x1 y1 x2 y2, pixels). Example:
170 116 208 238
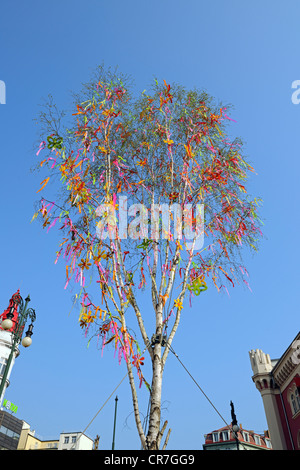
146 340 163 449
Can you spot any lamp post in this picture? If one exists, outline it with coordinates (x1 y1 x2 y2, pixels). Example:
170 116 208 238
0 291 36 406
230 400 240 450
112 396 118 450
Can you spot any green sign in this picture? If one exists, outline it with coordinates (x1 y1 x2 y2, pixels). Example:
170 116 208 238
3 399 18 413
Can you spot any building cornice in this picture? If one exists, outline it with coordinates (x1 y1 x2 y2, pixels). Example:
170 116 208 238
271 332 300 390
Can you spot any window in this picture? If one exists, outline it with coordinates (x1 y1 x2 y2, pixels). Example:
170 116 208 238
242 431 249 442
288 383 300 416
296 388 300 409
64 436 69 444
212 432 219 442
265 439 272 449
254 435 261 446
222 431 229 441
72 436 76 443
0 424 20 440
291 394 298 414
0 358 7 376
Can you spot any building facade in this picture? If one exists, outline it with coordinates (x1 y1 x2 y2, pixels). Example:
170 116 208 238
17 421 59 450
17 423 94 450
203 425 272 450
0 409 23 450
249 331 300 450
58 432 94 450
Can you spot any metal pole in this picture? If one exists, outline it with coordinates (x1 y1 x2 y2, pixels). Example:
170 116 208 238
0 334 19 406
235 433 239 450
112 396 118 450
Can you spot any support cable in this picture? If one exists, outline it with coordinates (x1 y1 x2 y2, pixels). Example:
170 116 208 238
70 372 128 449
168 344 245 449
70 341 244 450
70 345 149 449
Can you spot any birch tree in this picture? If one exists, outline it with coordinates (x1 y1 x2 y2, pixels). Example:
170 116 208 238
33 66 262 449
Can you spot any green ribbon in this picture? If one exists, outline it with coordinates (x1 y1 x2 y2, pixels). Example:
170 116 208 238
187 278 207 295
47 135 63 150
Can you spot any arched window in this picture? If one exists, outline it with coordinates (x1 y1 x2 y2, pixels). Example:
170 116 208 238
288 382 300 416
263 379 268 389
295 388 300 409
291 394 298 414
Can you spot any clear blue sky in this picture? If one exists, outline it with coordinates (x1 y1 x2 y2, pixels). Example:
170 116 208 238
0 0 299 450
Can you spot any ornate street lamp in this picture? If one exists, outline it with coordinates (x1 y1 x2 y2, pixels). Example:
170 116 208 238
230 400 240 450
0 291 36 404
